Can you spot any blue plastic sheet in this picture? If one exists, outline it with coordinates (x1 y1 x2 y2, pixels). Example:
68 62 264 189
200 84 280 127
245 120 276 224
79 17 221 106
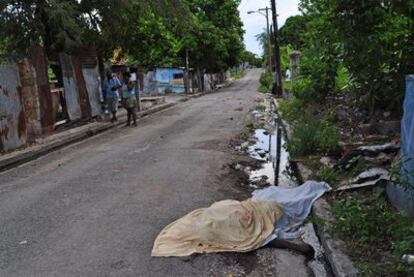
402 75 414 186
387 75 414 216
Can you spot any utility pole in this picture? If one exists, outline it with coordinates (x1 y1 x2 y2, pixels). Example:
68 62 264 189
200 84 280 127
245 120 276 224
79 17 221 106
270 0 283 96
247 7 272 70
262 8 272 70
185 48 190 94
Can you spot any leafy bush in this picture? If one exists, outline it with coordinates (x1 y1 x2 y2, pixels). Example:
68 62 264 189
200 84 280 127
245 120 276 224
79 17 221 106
335 64 354 93
258 70 273 93
317 120 339 152
286 118 338 157
286 119 319 157
48 67 57 81
290 76 314 100
332 189 414 276
278 98 304 123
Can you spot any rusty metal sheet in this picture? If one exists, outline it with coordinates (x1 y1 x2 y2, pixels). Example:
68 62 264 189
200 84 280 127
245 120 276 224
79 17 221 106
137 70 145 93
0 65 27 152
17 58 42 143
29 45 54 133
203 74 212 93
82 68 101 117
143 71 158 95
72 56 91 118
59 53 82 120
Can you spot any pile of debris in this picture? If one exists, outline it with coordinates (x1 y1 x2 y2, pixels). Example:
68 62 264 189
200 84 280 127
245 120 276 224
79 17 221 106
320 141 400 192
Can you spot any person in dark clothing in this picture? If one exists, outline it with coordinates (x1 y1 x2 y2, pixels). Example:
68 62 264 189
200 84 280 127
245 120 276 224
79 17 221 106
122 72 137 127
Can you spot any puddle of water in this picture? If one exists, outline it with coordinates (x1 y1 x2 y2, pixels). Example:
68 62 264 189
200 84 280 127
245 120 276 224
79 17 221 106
247 127 296 188
251 111 264 118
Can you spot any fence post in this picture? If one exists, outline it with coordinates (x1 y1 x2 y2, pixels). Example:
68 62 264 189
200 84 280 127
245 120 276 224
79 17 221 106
17 58 42 142
29 46 54 133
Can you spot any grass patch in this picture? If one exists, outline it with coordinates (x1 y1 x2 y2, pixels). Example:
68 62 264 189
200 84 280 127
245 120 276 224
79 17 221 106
332 189 414 276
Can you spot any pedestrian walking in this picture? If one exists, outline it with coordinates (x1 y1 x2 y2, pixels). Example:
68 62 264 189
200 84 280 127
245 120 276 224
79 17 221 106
103 70 121 123
122 72 138 127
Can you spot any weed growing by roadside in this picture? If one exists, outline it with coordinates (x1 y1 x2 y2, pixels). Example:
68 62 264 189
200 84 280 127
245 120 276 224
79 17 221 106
164 88 173 94
335 64 356 94
278 98 304 123
390 156 414 195
255 104 266 112
332 189 414 276
318 166 340 187
317 120 338 152
286 120 319 157
286 118 338 157
245 121 255 131
291 76 314 101
258 70 273 93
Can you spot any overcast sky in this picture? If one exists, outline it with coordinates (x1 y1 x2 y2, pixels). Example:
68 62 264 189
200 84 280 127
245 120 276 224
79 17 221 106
239 0 300 56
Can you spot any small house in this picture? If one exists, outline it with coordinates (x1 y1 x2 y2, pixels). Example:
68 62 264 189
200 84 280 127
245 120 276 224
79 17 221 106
155 67 186 94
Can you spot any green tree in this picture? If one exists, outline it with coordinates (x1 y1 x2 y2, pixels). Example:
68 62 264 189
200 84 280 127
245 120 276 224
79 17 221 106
279 15 308 50
329 0 414 114
0 0 83 60
185 0 245 73
241 50 262 67
297 0 414 114
1 0 245 75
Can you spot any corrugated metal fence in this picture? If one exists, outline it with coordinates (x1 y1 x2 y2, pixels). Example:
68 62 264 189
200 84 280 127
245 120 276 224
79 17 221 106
0 46 230 153
0 65 27 152
0 46 102 153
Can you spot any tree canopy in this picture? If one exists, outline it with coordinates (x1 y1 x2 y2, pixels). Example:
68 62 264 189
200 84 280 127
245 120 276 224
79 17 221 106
278 15 308 50
0 0 245 72
281 0 414 115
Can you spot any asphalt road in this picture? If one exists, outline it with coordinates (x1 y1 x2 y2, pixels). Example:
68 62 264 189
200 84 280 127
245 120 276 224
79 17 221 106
0 69 310 277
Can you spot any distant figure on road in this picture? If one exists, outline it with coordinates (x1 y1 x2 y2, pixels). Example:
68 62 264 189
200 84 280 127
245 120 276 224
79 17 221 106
122 72 138 127
104 70 121 123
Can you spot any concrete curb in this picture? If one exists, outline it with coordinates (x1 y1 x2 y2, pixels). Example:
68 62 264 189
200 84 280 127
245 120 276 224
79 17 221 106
273 98 359 277
0 102 175 172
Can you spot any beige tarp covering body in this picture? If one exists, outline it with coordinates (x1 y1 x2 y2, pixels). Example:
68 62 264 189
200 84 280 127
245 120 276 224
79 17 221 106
152 199 283 257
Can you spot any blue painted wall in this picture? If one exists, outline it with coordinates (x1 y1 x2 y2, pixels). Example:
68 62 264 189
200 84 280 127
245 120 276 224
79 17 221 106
155 68 185 93
387 75 414 217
